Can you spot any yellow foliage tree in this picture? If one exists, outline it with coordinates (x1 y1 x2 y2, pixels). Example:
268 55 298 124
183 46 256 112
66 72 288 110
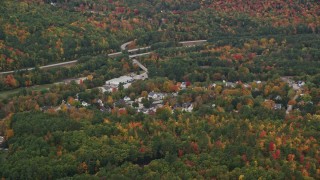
87 75 93 81
141 91 148 98
214 85 223 94
6 129 14 138
107 96 114 104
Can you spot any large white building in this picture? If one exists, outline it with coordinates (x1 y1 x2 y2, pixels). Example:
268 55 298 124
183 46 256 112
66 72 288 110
105 76 134 87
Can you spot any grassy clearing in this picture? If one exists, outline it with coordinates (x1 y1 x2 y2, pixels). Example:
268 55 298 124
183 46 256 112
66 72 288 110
0 84 53 100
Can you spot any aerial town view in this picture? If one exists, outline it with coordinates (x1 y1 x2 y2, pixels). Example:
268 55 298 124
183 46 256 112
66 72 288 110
0 0 319 179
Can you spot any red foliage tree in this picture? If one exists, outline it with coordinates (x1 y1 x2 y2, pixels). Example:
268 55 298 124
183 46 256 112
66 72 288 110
272 149 281 160
139 146 145 153
300 154 305 163
178 149 184 157
269 141 276 151
5 75 17 87
118 108 127 116
288 154 295 161
242 154 247 161
134 9 139 15
191 142 199 154
232 54 244 61
260 130 267 138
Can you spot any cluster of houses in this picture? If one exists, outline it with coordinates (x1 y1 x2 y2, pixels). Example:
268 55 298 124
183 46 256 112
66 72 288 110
109 90 194 115
42 82 194 115
223 79 309 112
45 74 308 115
93 78 193 114
53 79 281 114
40 95 91 112
44 90 193 115
221 80 261 89
218 80 289 111
281 77 305 91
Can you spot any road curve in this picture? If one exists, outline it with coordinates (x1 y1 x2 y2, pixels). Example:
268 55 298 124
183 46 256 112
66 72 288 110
120 41 134 51
0 40 207 75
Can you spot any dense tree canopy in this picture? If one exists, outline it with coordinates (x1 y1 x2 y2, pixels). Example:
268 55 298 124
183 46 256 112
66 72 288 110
0 0 320 179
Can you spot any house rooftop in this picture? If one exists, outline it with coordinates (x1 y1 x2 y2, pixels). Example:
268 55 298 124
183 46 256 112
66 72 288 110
274 104 282 110
0 136 4 145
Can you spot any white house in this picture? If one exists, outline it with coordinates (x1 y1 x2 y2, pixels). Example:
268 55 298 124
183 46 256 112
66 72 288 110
274 104 282 110
0 136 4 145
123 96 131 102
172 92 178 97
211 83 217 88
275 95 282 101
297 81 305 87
97 99 104 107
148 92 156 99
225 82 236 88
243 83 250 88
148 92 165 100
136 97 144 103
180 82 187 89
82 101 90 107
182 103 193 112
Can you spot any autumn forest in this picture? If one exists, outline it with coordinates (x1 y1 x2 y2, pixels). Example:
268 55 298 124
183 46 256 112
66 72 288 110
0 0 320 179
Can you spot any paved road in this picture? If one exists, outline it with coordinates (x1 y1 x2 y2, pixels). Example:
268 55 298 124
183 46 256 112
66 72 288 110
286 94 299 114
0 50 150 75
0 40 207 75
0 60 78 75
132 59 148 72
179 40 207 47
129 52 152 59
120 41 134 51
282 76 302 115
108 52 122 58
128 46 151 53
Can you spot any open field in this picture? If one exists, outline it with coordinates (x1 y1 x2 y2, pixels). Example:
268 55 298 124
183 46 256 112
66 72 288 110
0 84 52 100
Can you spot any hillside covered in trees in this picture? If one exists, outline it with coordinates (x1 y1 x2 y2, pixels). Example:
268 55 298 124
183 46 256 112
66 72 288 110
0 0 320 179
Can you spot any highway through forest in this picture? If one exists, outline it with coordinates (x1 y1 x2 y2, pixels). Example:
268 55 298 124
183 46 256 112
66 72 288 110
0 40 207 75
